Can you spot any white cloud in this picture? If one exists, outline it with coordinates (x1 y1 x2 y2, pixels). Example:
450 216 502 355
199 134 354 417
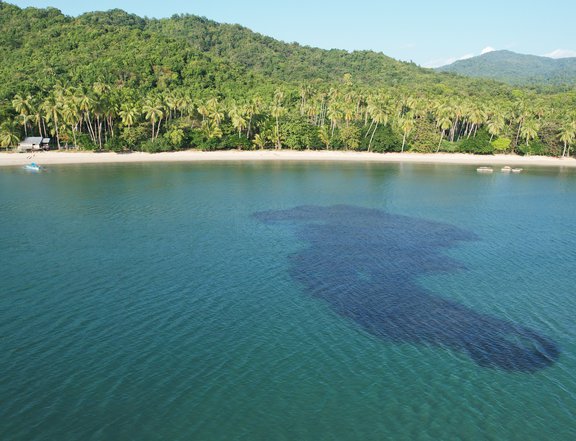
544 49 576 59
423 58 456 68
481 46 496 55
423 53 474 68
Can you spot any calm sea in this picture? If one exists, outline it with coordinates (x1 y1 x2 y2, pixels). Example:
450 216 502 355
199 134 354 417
1 161 575 440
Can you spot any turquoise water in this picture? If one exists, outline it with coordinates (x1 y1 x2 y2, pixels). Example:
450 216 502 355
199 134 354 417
1 161 575 440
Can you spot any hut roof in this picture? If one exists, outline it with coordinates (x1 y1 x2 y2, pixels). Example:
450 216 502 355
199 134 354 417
19 137 50 146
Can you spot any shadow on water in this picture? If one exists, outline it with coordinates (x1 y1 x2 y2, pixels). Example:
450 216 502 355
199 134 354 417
255 205 559 373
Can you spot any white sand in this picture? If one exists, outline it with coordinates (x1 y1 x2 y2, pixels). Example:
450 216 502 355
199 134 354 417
1 149 576 168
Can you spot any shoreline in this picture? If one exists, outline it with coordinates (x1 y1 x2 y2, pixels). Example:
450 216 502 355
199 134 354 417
1 150 576 168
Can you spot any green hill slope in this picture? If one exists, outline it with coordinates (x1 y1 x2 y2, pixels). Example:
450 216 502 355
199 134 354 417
146 14 431 86
437 50 576 86
0 2 508 99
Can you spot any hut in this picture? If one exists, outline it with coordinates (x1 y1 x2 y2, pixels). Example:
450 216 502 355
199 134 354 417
17 137 51 152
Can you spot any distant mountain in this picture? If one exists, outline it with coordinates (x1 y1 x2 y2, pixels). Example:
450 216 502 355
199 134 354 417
437 50 576 86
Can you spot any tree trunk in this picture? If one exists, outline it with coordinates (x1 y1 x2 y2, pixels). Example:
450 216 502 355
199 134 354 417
86 113 96 143
275 117 280 149
368 122 378 152
156 118 163 140
437 132 444 152
97 118 103 149
54 115 61 149
365 119 374 138
450 117 458 142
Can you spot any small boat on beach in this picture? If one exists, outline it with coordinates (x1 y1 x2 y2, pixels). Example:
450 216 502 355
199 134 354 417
476 167 494 173
501 166 512 173
511 168 523 173
24 162 43 172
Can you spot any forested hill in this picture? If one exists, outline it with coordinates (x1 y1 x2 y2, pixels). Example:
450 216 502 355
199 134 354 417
0 1 501 99
0 4 257 100
146 14 428 86
437 50 576 86
0 2 575 157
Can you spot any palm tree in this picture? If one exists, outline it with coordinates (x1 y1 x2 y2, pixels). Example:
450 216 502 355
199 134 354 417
486 114 505 141
0 128 19 149
12 94 32 137
41 93 62 149
142 98 165 140
367 106 389 152
15 114 34 138
119 104 138 129
450 102 465 142
398 115 415 153
92 95 108 149
514 102 530 146
270 91 286 149
520 118 540 146
432 102 450 148
436 114 452 152
76 91 96 142
12 94 31 117
206 97 220 115
467 107 486 138
197 103 210 123
104 92 119 141
207 98 225 128
164 92 178 121
61 97 81 148
559 121 576 157
28 96 46 138
318 125 331 150
245 96 262 138
343 102 356 127
299 84 312 116
252 133 266 150
229 105 247 138
327 104 342 137
201 120 222 140
270 103 286 149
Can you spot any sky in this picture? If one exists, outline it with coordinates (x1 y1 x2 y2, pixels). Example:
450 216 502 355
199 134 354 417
7 0 576 67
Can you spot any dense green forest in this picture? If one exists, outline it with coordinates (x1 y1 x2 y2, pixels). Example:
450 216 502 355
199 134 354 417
1 2 575 156
437 50 576 87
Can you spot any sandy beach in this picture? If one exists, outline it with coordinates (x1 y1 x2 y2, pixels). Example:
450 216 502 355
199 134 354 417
1 149 576 168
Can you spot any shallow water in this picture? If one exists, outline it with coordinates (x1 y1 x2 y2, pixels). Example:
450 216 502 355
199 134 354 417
1 161 575 440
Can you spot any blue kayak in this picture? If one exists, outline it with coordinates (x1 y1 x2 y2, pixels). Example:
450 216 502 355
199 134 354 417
24 163 42 172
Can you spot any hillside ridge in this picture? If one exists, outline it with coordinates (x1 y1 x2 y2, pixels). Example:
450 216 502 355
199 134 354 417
437 50 576 86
